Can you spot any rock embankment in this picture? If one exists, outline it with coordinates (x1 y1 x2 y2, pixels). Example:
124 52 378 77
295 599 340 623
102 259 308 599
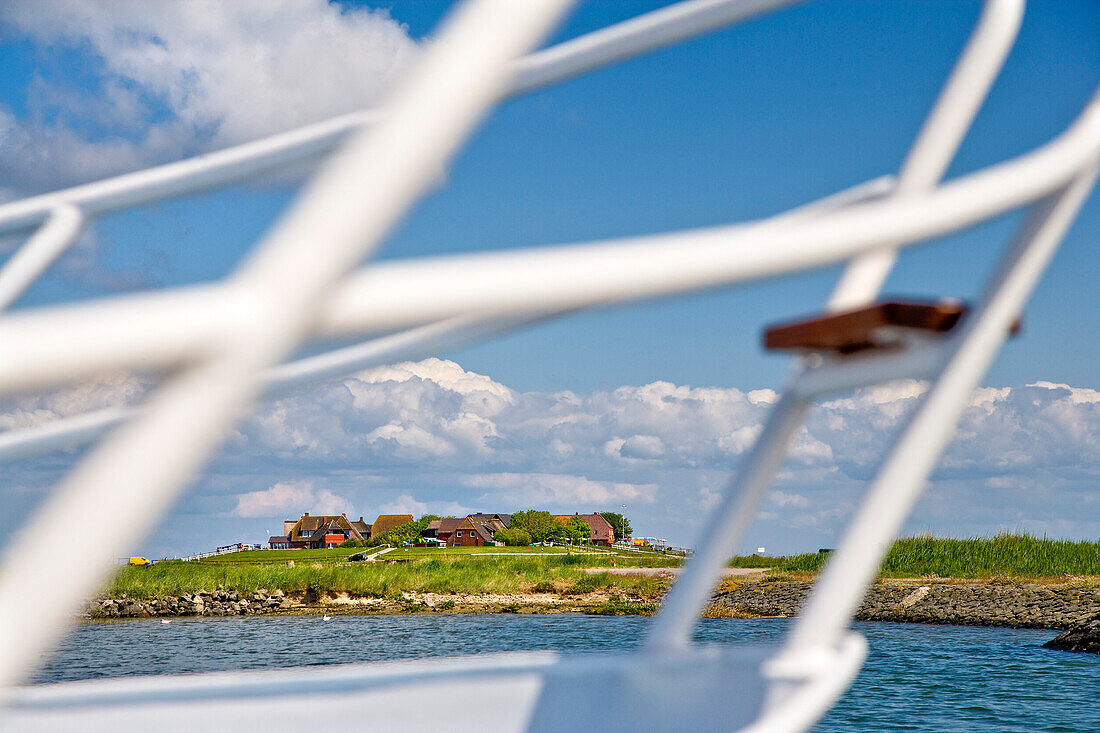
1042 613 1100 653
93 588 291 618
89 579 1100 635
707 580 1100 630
86 588 626 619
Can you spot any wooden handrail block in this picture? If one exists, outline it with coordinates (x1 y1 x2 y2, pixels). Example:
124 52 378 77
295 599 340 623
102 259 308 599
764 300 967 354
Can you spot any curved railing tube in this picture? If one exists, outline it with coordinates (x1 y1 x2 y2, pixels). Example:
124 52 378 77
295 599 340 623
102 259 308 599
1 86 1098 392
0 0 796 236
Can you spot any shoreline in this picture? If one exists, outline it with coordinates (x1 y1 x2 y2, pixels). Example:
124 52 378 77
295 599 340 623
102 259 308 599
89 588 655 620
707 578 1100 630
87 576 1100 630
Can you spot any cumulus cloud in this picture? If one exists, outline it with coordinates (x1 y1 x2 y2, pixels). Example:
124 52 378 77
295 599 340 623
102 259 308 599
0 372 145 431
229 480 353 518
376 493 477 519
461 472 658 506
1028 381 1100 405
768 490 810 509
0 0 419 193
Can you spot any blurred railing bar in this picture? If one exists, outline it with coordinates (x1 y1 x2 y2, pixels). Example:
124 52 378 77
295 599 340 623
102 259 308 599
0 205 84 312
4 83 1098 394
787 156 1100 656
0 0 796 236
0 0 575 695
828 0 1025 311
645 0 1024 652
0 174 893 460
0 311 546 462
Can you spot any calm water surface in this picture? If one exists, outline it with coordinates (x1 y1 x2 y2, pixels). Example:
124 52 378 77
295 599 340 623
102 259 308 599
37 615 1099 732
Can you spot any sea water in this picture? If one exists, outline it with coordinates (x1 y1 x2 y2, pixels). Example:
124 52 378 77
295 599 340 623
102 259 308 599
34 615 1100 731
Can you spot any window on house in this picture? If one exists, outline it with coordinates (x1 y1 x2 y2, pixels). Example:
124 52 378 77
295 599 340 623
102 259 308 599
457 531 463 537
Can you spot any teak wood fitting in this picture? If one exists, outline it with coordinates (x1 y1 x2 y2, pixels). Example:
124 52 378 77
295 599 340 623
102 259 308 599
764 300 977 355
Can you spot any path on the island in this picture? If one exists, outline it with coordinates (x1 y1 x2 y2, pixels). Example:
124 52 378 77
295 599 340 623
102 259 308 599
364 547 396 561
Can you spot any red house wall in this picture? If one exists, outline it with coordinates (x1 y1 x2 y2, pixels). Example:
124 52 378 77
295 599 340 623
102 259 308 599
451 529 485 547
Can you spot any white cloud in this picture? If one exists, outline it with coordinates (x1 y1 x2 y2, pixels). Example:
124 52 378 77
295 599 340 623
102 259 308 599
698 486 722 510
0 372 145 431
356 358 514 412
0 0 419 193
606 434 666 461
1028 381 1100 405
229 480 353 518
376 493 477 519
747 389 779 405
768 490 810 509
20 357 1100 495
461 473 658 506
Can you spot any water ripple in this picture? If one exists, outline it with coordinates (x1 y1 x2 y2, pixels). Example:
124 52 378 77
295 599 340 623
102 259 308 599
35 616 1100 731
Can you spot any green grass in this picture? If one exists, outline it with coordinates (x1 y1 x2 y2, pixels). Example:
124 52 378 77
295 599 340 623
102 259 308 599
768 535 1100 579
392 545 680 562
728 555 782 569
196 548 362 564
107 556 676 600
199 545 675 564
392 546 572 560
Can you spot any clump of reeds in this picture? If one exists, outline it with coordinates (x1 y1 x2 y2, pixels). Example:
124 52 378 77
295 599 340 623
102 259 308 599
769 533 1100 579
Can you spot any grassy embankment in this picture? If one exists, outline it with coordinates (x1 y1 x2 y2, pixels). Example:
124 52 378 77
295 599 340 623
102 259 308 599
730 535 1100 579
107 547 681 602
197 545 585 565
109 535 1099 609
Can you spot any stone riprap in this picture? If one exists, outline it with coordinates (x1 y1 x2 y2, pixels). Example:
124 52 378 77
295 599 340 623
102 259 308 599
93 588 290 618
88 579 1100 637
1042 613 1100 653
707 580 1100 630
86 588 627 618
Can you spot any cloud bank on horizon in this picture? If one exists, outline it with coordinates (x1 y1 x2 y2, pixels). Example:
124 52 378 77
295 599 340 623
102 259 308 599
4 358 1099 555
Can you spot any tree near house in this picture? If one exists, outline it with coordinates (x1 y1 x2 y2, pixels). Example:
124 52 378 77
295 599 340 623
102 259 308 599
599 512 631 540
365 514 441 547
511 510 559 543
562 516 591 544
493 527 532 546
412 514 441 535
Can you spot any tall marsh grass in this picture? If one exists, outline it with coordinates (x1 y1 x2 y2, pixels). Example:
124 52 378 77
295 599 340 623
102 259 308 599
773 534 1100 578
106 555 674 599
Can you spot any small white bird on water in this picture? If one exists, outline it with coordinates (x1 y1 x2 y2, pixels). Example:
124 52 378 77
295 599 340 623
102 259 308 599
160 619 171 624
322 615 332 621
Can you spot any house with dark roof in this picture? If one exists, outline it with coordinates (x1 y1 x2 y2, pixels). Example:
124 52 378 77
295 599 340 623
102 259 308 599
448 513 511 547
553 513 616 546
427 517 464 545
370 514 414 539
450 516 495 547
270 513 371 549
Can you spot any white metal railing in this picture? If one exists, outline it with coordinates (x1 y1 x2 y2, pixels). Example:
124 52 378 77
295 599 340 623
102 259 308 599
0 0 796 239
0 0 577 697
648 0 1025 650
0 0 1095 731
4 97 1100 389
0 176 892 460
177 545 257 562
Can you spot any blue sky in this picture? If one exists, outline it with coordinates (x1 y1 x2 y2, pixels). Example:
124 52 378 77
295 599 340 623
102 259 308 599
1 1 1099 557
